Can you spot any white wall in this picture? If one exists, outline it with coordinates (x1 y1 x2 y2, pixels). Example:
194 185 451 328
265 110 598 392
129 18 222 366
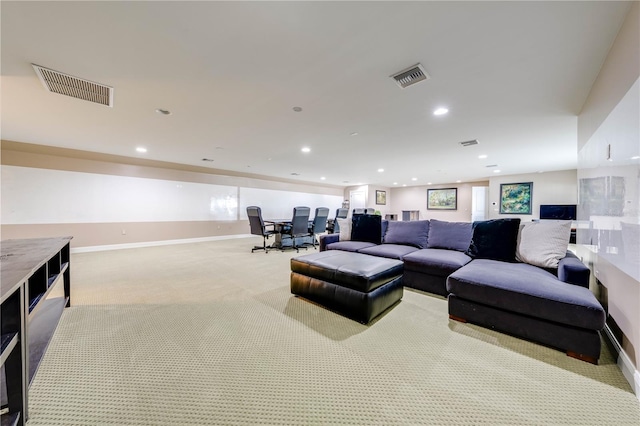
576 1 639 394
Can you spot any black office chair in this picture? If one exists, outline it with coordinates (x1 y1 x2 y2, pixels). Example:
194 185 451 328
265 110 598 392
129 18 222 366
247 206 276 253
280 206 311 252
306 207 329 249
329 208 349 234
353 208 365 215
365 208 375 214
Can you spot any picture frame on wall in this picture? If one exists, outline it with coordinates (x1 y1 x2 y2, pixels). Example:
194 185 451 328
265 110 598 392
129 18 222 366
375 190 386 205
427 188 457 210
500 182 533 214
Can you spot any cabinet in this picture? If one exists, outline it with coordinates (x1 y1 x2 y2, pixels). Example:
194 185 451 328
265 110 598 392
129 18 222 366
402 210 420 221
1 237 72 426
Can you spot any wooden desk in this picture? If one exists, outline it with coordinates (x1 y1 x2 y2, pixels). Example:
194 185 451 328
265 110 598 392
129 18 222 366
1 236 72 425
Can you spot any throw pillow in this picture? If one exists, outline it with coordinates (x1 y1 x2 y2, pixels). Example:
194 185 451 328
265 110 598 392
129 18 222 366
516 220 572 268
337 218 351 241
351 214 382 244
466 218 521 262
383 220 430 248
427 219 473 252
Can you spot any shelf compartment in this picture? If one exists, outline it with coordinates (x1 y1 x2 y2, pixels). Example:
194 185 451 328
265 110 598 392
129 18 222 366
0 411 21 426
0 334 18 365
28 296 67 384
28 262 67 316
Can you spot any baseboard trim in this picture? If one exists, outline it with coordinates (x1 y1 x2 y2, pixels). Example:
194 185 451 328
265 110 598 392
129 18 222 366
603 324 640 400
71 234 253 253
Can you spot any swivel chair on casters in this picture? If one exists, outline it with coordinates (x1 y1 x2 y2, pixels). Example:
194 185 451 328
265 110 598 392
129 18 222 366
247 206 276 253
327 208 348 234
280 206 311 252
306 207 329 249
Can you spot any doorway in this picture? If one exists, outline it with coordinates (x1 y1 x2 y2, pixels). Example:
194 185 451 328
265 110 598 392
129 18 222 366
471 186 489 222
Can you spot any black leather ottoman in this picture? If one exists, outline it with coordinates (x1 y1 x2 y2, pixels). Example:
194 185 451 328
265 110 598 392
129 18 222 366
290 251 403 323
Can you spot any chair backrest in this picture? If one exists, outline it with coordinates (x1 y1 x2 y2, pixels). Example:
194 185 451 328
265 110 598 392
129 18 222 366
353 208 365 215
290 206 311 236
336 208 348 219
311 207 330 233
365 208 375 214
247 206 266 236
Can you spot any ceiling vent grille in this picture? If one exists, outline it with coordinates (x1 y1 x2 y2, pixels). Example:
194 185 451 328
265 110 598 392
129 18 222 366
390 63 430 89
32 64 113 107
459 139 479 147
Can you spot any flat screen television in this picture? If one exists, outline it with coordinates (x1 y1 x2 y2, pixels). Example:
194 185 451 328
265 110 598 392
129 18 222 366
539 204 577 221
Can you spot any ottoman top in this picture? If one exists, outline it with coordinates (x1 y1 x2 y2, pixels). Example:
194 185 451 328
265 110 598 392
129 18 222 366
291 251 403 293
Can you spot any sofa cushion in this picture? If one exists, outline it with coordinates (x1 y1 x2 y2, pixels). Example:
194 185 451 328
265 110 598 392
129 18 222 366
351 214 382 245
326 241 377 253
337 218 351 241
466 218 521 262
358 244 419 260
446 259 605 330
516 220 572 268
403 248 472 277
383 220 430 248
427 219 472 252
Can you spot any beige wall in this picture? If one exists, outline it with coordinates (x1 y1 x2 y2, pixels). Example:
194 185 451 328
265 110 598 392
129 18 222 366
390 181 490 222
487 170 578 220
1 141 343 248
576 2 640 377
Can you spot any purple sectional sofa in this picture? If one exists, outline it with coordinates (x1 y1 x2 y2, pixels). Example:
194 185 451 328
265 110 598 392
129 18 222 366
319 215 606 363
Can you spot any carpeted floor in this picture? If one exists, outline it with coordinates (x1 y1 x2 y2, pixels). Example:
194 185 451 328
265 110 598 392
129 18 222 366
27 238 640 425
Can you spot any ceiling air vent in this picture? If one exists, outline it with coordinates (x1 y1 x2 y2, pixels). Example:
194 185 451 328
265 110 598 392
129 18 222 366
390 63 430 89
32 64 113 107
459 139 479 147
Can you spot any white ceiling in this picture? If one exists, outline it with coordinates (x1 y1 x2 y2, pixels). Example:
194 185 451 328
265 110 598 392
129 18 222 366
0 1 632 187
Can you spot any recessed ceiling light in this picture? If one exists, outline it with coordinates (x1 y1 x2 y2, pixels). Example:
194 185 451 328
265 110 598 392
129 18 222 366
393 182 398 185
136 147 147 153
155 109 171 115
301 147 311 153
493 170 501 173
292 106 302 112
350 132 359 136
378 168 384 173
427 182 432 185
411 177 418 181
631 156 640 160
433 107 449 116
320 177 326 180
402 184 407 187
478 154 488 159
456 180 461 183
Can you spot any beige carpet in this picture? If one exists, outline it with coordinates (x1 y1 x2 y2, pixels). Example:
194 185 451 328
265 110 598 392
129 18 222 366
27 238 640 425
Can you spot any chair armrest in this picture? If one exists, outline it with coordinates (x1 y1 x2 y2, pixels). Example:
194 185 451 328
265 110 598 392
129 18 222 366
319 233 340 251
557 251 590 288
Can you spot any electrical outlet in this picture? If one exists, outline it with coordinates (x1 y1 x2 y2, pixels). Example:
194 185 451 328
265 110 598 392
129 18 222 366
121 229 126 235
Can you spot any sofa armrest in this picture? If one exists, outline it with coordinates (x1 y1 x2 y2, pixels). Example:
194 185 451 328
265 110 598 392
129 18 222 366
557 251 590 288
319 233 340 251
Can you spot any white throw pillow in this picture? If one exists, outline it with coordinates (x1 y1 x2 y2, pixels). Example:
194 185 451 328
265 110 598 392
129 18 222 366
337 218 351 241
516 220 572 268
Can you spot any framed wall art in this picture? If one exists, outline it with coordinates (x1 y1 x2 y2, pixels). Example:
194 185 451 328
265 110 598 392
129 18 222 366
375 190 386 205
500 182 533 214
427 188 457 210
